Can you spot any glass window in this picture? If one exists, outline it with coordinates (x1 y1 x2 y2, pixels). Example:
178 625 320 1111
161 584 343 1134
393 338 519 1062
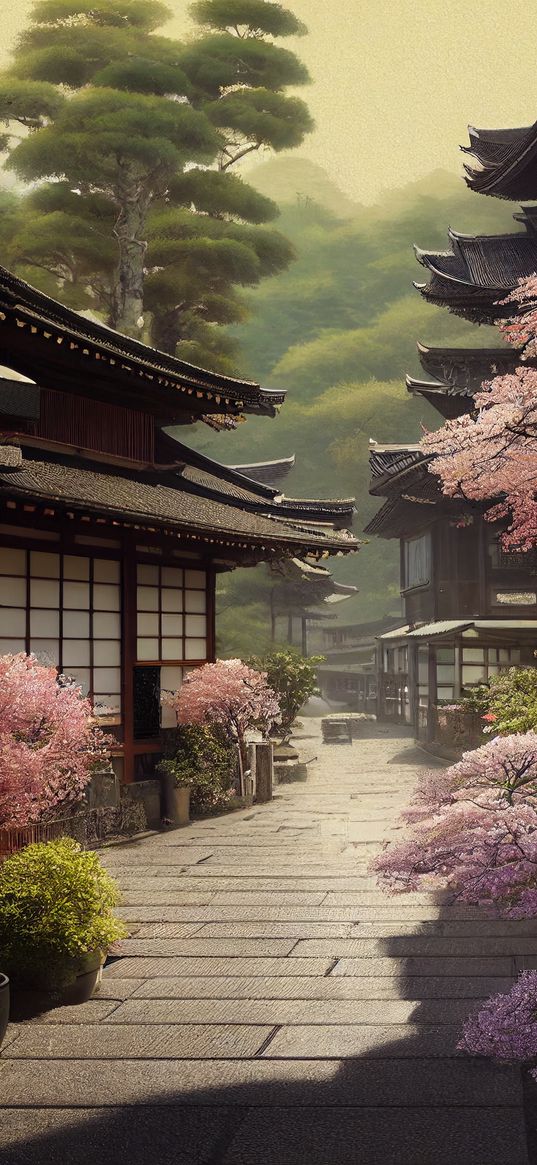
463 647 485 663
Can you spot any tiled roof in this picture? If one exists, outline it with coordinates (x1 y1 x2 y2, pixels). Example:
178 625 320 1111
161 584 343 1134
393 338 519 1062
462 122 537 200
0 449 357 558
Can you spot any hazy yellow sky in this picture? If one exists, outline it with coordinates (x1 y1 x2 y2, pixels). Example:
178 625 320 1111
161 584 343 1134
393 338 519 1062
1 0 536 203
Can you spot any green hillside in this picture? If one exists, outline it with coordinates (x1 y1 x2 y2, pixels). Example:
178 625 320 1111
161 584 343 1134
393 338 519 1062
183 162 517 651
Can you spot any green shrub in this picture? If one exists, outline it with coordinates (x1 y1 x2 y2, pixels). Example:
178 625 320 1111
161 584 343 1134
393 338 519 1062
249 648 323 743
159 723 237 813
484 667 537 735
0 837 127 988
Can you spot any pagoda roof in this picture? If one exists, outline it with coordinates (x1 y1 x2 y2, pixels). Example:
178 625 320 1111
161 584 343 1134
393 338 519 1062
462 121 537 200
415 342 520 388
414 224 537 324
0 265 285 426
227 456 295 487
0 443 356 563
368 442 428 496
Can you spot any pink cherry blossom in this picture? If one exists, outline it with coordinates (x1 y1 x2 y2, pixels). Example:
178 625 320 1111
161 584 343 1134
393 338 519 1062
0 652 111 829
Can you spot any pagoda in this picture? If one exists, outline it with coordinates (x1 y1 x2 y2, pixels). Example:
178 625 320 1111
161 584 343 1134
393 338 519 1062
462 122 537 200
405 341 527 419
0 264 356 781
414 209 537 324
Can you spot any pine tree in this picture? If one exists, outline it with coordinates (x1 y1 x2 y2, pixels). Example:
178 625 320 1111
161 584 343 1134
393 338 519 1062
0 0 312 361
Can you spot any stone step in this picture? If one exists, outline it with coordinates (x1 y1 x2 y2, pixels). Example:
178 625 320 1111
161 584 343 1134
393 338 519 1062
123 974 515 1002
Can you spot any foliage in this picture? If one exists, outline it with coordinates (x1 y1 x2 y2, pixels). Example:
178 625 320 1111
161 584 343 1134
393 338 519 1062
372 732 537 915
164 658 280 782
249 648 323 741
479 667 537 736
159 722 237 811
457 972 537 1067
0 0 312 355
0 838 126 988
0 653 111 830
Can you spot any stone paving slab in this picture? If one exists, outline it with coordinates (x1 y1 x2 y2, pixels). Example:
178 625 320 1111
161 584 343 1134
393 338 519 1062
332 956 514 976
0 1057 522 1108
262 1022 461 1059
103 955 334 978
114 903 487 922
293 937 537 957
6 1023 273 1060
127 974 515 1001
104 997 485 1027
220 1107 529 1165
0 1105 239 1165
117 937 298 957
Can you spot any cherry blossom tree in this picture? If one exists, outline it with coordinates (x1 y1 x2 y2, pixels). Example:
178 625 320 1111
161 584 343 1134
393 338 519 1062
372 733 537 915
164 659 280 794
0 652 112 830
421 276 537 550
457 971 537 1069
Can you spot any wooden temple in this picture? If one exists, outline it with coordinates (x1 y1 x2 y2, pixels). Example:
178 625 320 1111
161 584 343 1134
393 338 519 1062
369 114 537 742
0 265 356 781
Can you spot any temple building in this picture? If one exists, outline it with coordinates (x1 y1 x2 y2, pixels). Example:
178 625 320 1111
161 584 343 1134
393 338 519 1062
367 440 537 739
0 265 356 782
462 121 537 200
405 341 527 418
414 208 537 324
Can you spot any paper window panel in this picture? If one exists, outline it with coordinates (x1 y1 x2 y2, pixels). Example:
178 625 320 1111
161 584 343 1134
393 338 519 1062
63 581 90 610
30 551 60 579
62 640 91 667
137 564 159 585
161 613 183 637
162 638 183 660
30 579 60 609
161 587 183 613
137 638 159 661
66 668 91 695
160 666 183 693
160 701 177 729
30 609 60 637
93 560 120 584
463 647 485 663
93 640 121 667
93 667 121 693
94 694 121 715
185 589 206 613
93 584 120 611
137 586 159 611
63 610 90 638
185 638 207 660
0 548 26 575
185 569 206 589
436 664 455 684
93 612 120 638
162 566 183 586
0 638 25 653
31 639 60 666
185 614 206 638
462 664 487 684
137 612 159 637
0 576 25 606
63 555 90 580
0 608 26 636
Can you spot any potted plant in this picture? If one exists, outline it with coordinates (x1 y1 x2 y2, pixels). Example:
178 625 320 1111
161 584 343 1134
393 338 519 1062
0 837 126 1017
158 723 238 822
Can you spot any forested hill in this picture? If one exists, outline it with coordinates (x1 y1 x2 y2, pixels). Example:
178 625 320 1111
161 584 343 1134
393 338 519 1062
187 161 517 645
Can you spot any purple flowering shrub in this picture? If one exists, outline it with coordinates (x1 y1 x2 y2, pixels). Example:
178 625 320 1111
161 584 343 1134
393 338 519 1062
372 732 537 915
457 972 537 1069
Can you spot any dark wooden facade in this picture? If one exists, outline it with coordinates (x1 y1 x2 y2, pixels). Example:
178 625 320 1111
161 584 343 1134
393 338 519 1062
0 264 356 782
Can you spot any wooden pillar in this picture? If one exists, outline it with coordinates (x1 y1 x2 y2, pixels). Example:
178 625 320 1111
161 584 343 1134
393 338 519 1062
121 541 136 784
255 742 273 803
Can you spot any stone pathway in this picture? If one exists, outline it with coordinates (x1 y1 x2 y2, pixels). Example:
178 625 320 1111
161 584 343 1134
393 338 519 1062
0 721 534 1163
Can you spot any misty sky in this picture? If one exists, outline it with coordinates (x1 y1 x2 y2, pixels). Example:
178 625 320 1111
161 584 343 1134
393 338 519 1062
1 0 536 204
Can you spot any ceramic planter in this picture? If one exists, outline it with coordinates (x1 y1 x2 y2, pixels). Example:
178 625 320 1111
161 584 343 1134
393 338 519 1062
172 784 190 827
0 973 9 1048
8 950 103 1021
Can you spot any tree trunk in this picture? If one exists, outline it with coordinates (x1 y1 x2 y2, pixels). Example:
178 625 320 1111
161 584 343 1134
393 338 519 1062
110 162 149 338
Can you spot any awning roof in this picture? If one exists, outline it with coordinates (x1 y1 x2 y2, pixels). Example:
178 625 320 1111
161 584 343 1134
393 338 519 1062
406 619 537 640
